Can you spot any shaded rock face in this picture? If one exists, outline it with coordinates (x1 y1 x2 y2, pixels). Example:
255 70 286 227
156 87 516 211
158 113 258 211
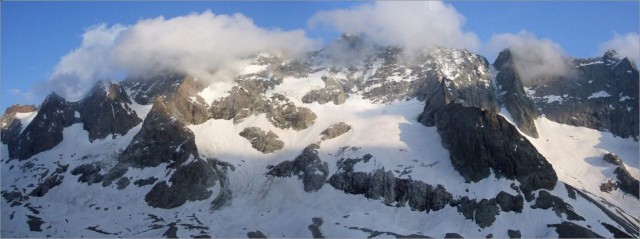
328 154 453 213
267 144 329 192
118 98 198 169
0 104 36 144
210 80 317 130
79 81 142 142
531 190 585 221
30 163 68 197
493 50 539 138
495 191 524 213
320 122 352 140
454 198 499 229
547 222 603 238
70 163 103 185
603 153 624 166
91 97 229 209
302 76 347 105
601 153 639 198
8 93 80 160
102 98 199 186
525 50 639 139
145 158 221 209
239 127 284 153
433 103 557 198
614 165 639 198
122 73 188 105
507 230 521 238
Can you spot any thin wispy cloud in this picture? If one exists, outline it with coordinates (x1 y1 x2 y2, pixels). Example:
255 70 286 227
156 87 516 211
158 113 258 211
598 32 640 65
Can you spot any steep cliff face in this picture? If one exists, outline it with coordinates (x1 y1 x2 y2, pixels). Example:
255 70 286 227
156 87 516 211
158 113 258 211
8 93 79 160
493 50 540 138
78 81 142 142
524 50 639 139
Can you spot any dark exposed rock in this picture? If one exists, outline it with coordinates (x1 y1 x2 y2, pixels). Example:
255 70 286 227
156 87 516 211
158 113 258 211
30 164 67 197
118 98 198 168
79 81 142 142
27 215 44 232
163 223 178 238
145 158 221 209
30 174 64 197
444 233 464 238
9 93 80 160
122 73 187 105
1 190 29 206
526 50 639 139
302 76 347 105
329 154 453 213
548 221 603 238
531 190 584 221
71 163 103 185
603 153 624 166
494 49 539 138
163 76 211 125
239 127 284 153
454 197 499 228
432 103 557 197
267 144 329 192
507 229 521 238
308 217 325 238
134 177 159 187
247 230 267 238
320 122 352 140
116 177 130 190
601 222 633 238
614 165 639 198
496 191 524 213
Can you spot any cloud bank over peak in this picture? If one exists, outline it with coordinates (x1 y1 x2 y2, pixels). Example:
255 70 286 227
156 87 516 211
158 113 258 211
486 31 575 84
309 1 480 53
46 10 317 101
598 32 640 65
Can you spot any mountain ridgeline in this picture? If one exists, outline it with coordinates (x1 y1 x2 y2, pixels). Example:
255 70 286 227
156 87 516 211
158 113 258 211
1 36 638 238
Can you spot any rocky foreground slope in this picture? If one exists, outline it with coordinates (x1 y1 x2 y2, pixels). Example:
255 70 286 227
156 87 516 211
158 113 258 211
1 36 639 237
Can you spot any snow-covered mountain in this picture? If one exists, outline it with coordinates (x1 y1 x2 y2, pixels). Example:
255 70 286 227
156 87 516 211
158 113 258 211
2 35 638 238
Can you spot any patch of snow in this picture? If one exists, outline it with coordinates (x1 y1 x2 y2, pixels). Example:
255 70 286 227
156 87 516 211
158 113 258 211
15 111 38 133
587 90 612 99
542 95 562 104
198 81 235 105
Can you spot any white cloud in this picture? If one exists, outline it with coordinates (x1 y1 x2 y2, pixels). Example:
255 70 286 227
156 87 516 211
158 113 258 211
44 10 317 101
486 31 575 84
309 1 480 53
598 32 639 65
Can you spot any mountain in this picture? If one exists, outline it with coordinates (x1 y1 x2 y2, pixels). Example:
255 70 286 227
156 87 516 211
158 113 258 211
2 36 638 238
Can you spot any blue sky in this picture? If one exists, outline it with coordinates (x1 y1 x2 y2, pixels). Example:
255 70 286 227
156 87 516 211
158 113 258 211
2 1 638 111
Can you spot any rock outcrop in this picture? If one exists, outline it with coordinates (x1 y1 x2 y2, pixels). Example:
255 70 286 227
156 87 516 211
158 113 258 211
267 144 329 192
432 103 557 199
79 81 142 142
320 122 352 140
0 104 36 144
525 50 639 139
302 76 347 105
8 93 79 160
493 50 539 137
239 127 284 153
